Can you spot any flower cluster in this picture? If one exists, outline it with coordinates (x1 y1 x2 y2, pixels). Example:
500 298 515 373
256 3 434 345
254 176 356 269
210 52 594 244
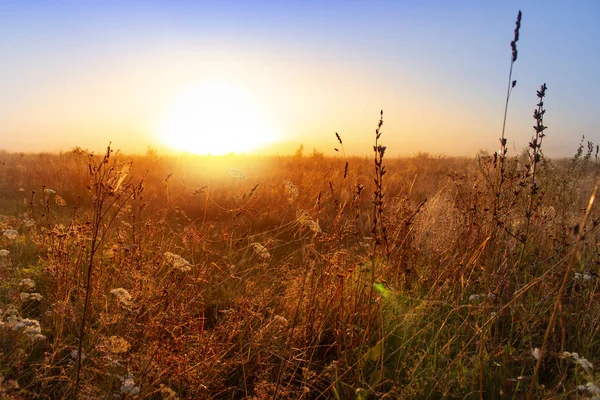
284 181 299 204
164 252 192 272
3 229 18 240
110 288 132 306
251 243 271 260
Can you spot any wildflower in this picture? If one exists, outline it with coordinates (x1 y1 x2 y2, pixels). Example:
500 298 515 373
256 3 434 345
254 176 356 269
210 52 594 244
531 348 540 360
19 278 36 291
13 318 42 337
110 288 132 306
54 194 67 206
586 382 600 394
284 180 299 204
3 229 18 240
20 292 43 301
297 210 322 233
563 351 594 373
575 272 593 282
250 243 270 260
469 294 481 302
99 336 131 354
70 349 86 362
226 168 246 180
4 306 19 325
164 252 192 272
43 188 56 195
468 293 495 302
121 373 140 396
0 249 9 257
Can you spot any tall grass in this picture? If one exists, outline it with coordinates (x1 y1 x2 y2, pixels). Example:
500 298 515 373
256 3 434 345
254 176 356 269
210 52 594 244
1 10 600 400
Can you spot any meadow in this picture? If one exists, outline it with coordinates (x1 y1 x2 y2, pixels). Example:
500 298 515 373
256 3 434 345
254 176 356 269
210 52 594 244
0 124 599 399
1 10 600 400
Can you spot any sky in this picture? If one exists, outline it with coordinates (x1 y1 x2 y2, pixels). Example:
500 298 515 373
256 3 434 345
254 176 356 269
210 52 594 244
0 1 599 157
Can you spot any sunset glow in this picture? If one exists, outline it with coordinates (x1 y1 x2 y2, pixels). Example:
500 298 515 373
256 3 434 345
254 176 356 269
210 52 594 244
0 2 599 156
157 81 278 155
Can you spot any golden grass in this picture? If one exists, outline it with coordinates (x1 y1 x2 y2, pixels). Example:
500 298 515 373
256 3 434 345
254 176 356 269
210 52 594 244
0 136 598 399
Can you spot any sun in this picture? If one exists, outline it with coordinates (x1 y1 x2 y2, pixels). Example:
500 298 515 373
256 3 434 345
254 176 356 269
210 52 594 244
158 81 277 155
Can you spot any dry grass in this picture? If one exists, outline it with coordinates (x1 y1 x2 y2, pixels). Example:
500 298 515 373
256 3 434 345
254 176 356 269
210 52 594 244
0 132 598 399
2 10 600 400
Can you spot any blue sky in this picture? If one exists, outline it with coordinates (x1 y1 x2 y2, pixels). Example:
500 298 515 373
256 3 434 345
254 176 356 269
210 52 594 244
0 1 598 156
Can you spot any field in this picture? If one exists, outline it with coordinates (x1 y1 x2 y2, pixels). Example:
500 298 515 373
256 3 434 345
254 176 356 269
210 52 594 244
0 128 600 399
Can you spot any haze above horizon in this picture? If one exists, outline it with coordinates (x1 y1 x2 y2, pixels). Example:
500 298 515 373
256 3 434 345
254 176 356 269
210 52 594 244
0 1 598 157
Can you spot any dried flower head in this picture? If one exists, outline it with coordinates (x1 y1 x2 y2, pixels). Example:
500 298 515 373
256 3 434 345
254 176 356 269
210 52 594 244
250 243 271 260
20 292 43 301
226 168 246 180
284 180 299 204
13 318 42 337
121 373 140 396
19 278 36 291
110 288 132 306
164 252 192 272
54 194 67 206
71 349 86 362
98 336 131 354
296 210 322 233
3 230 18 240
562 351 594 373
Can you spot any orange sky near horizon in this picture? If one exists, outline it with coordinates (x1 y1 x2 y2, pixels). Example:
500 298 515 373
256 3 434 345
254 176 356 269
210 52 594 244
1 1 598 158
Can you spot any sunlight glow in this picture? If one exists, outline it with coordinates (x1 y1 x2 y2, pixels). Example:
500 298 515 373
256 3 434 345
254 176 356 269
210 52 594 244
158 81 278 155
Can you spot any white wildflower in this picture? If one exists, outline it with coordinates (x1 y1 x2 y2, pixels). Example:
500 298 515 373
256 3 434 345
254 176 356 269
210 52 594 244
14 318 42 337
575 272 593 282
468 293 495 302
5 307 19 325
3 229 18 240
121 373 140 396
110 288 132 306
20 292 43 301
164 252 192 272
250 243 270 260
587 382 600 394
297 209 322 233
531 348 540 360
284 180 299 204
226 168 246 181
19 278 36 291
563 351 593 373
0 249 9 257
70 349 86 362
